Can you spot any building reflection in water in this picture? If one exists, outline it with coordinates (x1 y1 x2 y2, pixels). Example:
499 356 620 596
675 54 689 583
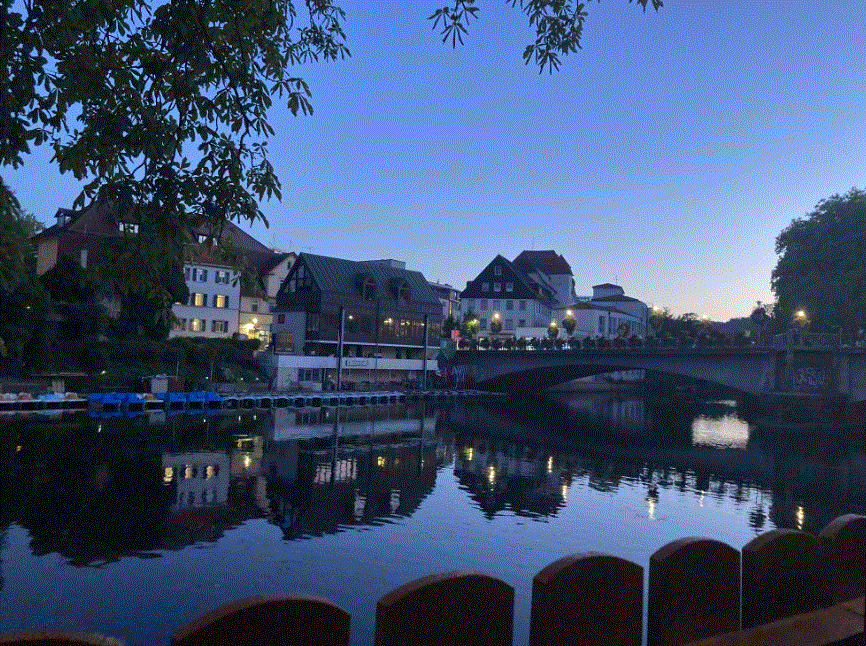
2 395 866 568
262 405 441 539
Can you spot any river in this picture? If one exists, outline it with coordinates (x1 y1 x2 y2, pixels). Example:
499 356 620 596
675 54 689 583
1 392 865 645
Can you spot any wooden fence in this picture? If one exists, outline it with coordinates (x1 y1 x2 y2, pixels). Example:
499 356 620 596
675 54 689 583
1 514 863 646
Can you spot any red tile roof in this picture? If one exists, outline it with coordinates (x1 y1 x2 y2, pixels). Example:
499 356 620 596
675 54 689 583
513 250 573 276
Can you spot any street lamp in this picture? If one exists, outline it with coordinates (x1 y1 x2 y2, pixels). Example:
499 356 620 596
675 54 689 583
548 320 559 339
490 312 502 335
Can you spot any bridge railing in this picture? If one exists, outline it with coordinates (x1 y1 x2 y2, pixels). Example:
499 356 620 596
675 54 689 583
6 515 863 646
773 332 840 349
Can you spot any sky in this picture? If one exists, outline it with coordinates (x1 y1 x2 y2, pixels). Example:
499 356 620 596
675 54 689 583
5 1 866 321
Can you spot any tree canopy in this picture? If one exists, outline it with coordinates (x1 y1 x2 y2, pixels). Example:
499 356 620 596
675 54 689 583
1 0 662 270
771 189 866 337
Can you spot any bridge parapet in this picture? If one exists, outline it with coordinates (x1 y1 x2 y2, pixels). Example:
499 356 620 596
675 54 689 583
773 332 840 349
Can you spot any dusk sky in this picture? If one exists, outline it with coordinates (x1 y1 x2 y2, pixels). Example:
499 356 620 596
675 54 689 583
5 1 865 321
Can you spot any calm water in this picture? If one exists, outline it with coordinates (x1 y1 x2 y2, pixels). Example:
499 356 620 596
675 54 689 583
1 393 865 645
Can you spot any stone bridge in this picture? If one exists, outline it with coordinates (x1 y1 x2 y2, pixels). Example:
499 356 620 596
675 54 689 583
446 345 866 403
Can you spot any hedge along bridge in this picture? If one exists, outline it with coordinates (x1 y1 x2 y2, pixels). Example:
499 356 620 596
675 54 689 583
3 514 863 646
447 333 866 404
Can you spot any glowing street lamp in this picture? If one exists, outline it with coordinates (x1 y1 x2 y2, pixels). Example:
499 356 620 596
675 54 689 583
490 312 502 335
548 320 559 339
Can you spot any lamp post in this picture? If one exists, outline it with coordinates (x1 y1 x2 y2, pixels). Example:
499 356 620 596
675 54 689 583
548 320 559 340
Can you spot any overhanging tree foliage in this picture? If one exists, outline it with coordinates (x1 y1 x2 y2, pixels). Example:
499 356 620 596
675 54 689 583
771 189 866 336
1 0 662 267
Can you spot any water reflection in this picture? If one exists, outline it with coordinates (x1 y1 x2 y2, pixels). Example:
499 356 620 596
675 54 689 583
2 395 866 646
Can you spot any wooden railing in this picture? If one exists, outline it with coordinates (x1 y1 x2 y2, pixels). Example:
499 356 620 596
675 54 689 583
1 514 863 646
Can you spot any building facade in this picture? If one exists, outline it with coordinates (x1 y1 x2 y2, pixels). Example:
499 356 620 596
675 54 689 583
266 254 442 391
33 202 291 341
460 254 556 337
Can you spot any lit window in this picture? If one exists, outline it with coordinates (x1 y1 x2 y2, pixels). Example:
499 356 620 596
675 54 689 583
190 318 205 332
213 294 228 308
163 467 174 484
118 222 138 234
191 293 205 307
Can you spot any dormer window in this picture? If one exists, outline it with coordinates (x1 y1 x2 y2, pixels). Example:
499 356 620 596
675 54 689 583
118 222 138 234
362 275 377 300
494 265 502 276
398 281 410 302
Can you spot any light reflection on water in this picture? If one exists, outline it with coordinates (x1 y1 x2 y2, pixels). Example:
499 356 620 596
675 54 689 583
1 393 865 646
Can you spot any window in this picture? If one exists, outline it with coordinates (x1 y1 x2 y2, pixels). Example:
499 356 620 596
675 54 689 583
492 300 500 311
505 300 513 311
519 300 526 311
468 299 475 311
191 268 208 282
518 319 526 327
598 316 604 334
494 282 501 292
505 319 514 330
251 301 259 312
184 267 190 280
479 318 487 330
480 300 488 311
494 265 502 276
80 249 87 268
190 318 205 332
289 263 312 293
215 270 230 284
191 293 205 307
398 281 410 302
212 320 228 333
213 294 228 308
481 282 489 292
505 282 513 292
118 222 138 234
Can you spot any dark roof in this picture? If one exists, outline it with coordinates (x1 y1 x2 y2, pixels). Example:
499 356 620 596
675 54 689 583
295 253 440 305
513 250 573 276
591 294 642 303
573 302 634 316
460 254 553 306
592 283 620 289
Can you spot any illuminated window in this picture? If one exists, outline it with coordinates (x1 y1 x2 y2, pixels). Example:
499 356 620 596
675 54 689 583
190 318 205 332
213 294 228 308
206 465 215 479
191 293 205 306
163 467 174 484
118 222 138 234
